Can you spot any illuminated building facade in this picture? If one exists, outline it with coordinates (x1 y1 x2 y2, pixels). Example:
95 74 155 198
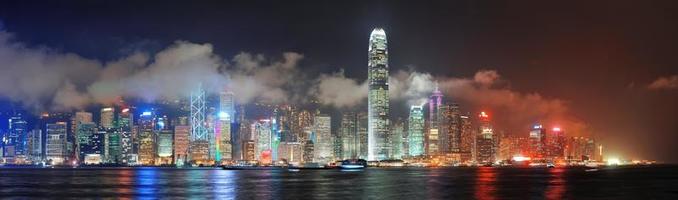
314 114 332 163
216 112 232 162
340 112 358 159
278 142 303 164
459 115 475 162
100 107 115 129
546 127 566 159
391 120 405 159
3 115 28 163
220 90 236 123
156 130 173 164
46 122 67 165
442 103 462 153
118 108 132 131
367 28 391 161
427 87 443 155
408 106 425 157
357 112 368 159
566 136 597 161
529 124 547 158
72 111 93 140
27 129 42 162
333 134 342 160
190 85 209 163
138 129 156 165
476 112 496 164
303 139 314 163
292 109 313 144
105 129 121 163
243 140 256 161
173 125 190 165
254 119 272 162
119 108 133 164
76 122 97 162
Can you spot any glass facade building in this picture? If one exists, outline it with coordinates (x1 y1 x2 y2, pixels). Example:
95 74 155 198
367 28 391 161
408 106 424 157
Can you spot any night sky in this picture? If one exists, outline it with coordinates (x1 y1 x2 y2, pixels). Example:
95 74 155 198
1 0 677 162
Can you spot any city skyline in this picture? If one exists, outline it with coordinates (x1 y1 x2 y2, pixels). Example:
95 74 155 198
2 2 678 199
0 27 610 167
0 1 676 164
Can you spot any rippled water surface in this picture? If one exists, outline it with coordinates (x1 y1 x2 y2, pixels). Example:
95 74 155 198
1 166 677 199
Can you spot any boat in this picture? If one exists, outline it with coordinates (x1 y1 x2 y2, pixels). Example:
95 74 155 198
339 159 367 169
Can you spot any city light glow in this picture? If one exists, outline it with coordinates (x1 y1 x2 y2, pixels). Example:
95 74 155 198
512 156 531 162
218 111 229 120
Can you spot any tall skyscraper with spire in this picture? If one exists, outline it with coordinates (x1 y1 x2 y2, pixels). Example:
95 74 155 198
427 86 443 155
367 28 390 161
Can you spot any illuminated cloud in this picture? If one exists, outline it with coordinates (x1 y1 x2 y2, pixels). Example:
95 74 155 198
310 69 368 108
227 52 305 104
386 69 588 136
0 28 303 110
647 75 678 90
0 30 101 111
0 27 589 136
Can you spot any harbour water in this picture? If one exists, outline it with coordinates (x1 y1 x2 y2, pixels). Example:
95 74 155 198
1 165 676 199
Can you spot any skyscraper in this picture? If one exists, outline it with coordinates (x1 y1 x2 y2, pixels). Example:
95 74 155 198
119 108 133 164
46 122 67 165
391 120 405 159
340 112 358 159
427 87 443 155
367 28 390 161
217 112 232 162
254 119 273 163
72 111 93 139
156 130 173 165
190 86 209 163
4 115 28 163
100 107 115 129
313 114 332 163
476 112 496 164
546 127 565 159
529 124 547 158
219 90 236 123
173 125 190 165
442 103 462 153
408 106 425 157
459 115 475 162
357 112 368 159
243 140 256 161
76 122 97 162
138 129 156 165
303 139 314 163
27 129 42 162
105 129 121 163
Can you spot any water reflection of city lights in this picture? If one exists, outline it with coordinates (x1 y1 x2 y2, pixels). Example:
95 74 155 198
474 167 497 200
212 170 237 199
545 168 566 199
135 168 158 198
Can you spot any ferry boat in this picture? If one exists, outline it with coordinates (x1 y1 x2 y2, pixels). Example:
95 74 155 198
339 159 367 169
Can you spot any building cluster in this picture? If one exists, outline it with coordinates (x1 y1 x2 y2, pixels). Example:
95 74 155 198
0 28 602 167
0 102 338 167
